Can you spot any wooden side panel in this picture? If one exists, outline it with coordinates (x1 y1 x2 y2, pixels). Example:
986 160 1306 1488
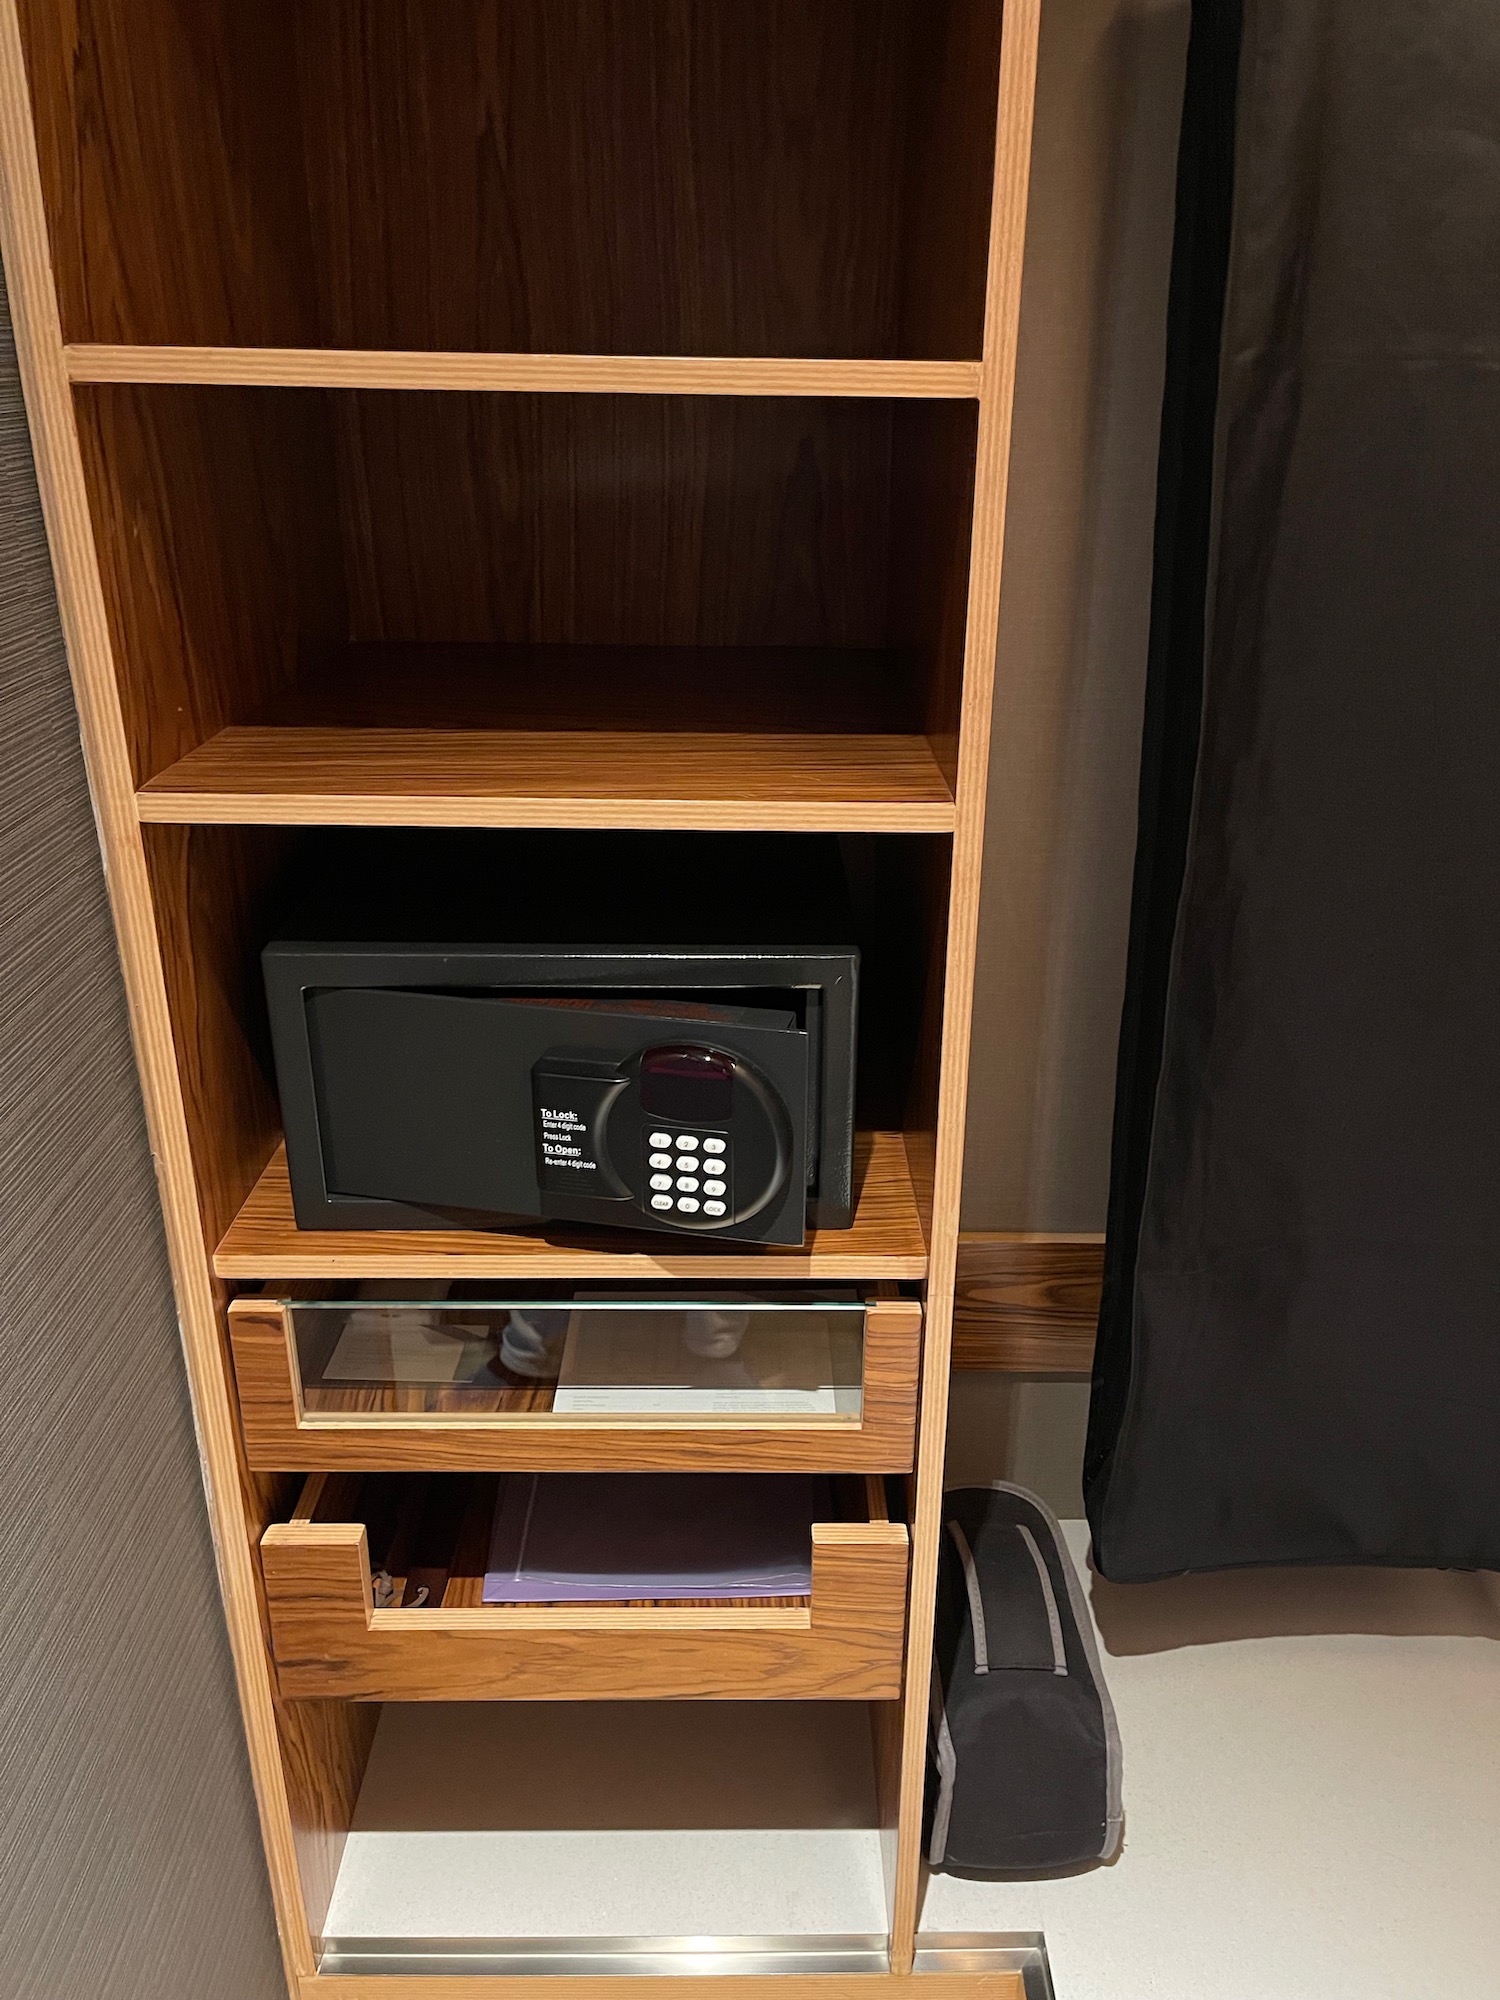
140 825 288 1249
229 1297 922 1474
952 1234 1104 1374
889 399 981 792
261 1516 909 1703
896 0 1008 361
276 1699 380 1940
15 0 317 345
73 382 344 783
889 0 1043 1968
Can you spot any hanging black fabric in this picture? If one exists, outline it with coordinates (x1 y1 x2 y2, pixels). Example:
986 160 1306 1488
1087 0 1500 1580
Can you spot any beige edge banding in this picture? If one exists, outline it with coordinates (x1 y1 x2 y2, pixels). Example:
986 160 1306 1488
64 342 984 399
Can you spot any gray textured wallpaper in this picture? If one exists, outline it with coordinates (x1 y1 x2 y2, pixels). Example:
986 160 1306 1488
0 279 284 1997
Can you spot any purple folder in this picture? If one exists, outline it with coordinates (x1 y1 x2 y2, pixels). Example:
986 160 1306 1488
482 1473 830 1603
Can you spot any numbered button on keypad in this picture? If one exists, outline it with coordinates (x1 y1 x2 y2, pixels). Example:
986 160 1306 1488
648 1132 672 1149
649 1151 672 1169
676 1196 700 1213
649 1173 673 1191
703 1136 727 1155
674 1135 699 1153
703 1177 726 1197
676 1175 700 1193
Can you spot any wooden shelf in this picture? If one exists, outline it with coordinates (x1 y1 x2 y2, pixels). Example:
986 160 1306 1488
65 345 982 399
215 1134 928 1281
137 726 955 830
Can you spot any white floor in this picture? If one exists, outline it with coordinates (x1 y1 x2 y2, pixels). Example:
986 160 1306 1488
922 1523 1500 2000
320 1530 1500 1995
324 1700 889 1942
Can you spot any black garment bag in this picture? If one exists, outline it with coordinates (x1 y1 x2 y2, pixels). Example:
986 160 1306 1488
927 1486 1122 1873
1088 0 1500 1579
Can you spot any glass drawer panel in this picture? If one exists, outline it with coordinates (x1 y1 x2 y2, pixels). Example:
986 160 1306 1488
286 1287 867 1425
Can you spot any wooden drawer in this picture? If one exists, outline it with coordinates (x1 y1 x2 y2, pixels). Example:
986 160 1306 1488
230 1288 921 1472
262 1471 908 1702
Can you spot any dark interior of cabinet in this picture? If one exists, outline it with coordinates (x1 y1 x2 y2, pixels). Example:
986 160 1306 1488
74 384 979 788
21 0 1005 358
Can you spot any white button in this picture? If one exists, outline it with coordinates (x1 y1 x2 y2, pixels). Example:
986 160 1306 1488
703 1137 727 1154
650 1193 673 1210
676 1196 700 1213
676 1175 699 1192
702 1199 726 1217
648 1132 672 1148
675 1135 699 1152
649 1152 672 1169
650 1174 673 1191
703 1178 726 1197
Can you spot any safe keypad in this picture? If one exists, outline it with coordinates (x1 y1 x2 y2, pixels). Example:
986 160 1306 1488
644 1131 731 1218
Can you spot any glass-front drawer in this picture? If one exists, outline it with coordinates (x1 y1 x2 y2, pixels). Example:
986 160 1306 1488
228 1286 921 1473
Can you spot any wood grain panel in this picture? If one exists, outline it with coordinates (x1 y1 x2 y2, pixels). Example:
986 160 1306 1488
331 391 896 652
137 726 956 831
273 1698 379 1949
261 1486 908 1702
292 0 916 358
139 825 290 1252
253 641 924 736
897 0 1008 363
302 1975 1024 2000
15 0 317 345
890 401 982 792
229 1296 921 1473
65 345 983 399
216 1137 928 1283
72 381 344 784
952 1233 1104 1374
20 1 1000 358
888 0 1043 1969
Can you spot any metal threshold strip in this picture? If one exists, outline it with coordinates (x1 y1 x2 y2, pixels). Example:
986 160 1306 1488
316 1931 1052 1989
915 1933 1055 1999
316 1934 892 1977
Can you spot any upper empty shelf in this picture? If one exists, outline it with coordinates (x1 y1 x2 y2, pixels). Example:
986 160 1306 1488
73 387 980 807
20 0 1004 361
134 644 956 831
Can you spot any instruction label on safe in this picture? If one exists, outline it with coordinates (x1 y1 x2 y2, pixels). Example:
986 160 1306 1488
531 1063 630 1198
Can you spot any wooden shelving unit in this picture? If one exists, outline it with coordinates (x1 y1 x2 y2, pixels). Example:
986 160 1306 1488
0 1 1040 1994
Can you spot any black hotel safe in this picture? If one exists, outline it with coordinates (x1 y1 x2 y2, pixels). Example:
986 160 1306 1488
263 832 859 1246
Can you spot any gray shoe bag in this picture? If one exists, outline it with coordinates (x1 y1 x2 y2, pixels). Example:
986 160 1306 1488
927 1482 1123 1873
